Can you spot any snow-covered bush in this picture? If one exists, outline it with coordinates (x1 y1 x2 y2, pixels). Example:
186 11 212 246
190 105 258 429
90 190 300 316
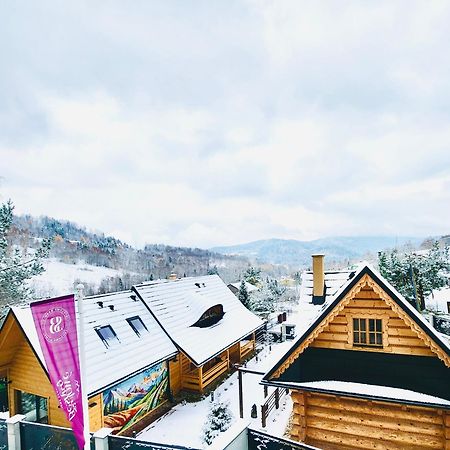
201 399 233 445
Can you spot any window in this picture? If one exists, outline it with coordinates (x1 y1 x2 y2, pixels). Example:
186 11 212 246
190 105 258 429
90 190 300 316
127 316 148 337
16 390 48 423
95 325 120 348
192 305 225 328
353 318 383 347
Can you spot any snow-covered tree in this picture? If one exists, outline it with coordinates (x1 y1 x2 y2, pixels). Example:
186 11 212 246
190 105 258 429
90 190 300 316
0 201 51 320
201 399 233 445
238 280 250 308
378 242 449 311
243 266 261 286
249 282 276 317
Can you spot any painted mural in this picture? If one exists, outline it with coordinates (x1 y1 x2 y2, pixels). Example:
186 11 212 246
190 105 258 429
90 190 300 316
103 362 168 433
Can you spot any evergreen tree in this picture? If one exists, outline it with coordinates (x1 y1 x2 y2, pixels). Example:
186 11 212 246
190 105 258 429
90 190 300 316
249 282 276 317
0 200 51 320
201 399 233 445
243 266 261 286
238 280 250 308
378 242 449 311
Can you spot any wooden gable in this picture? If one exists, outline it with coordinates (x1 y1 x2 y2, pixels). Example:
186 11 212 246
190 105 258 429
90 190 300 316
269 268 450 380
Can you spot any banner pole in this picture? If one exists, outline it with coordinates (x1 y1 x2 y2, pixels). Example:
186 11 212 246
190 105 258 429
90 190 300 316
76 284 90 450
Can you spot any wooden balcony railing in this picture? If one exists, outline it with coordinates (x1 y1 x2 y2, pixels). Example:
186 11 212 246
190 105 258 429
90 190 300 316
240 340 254 359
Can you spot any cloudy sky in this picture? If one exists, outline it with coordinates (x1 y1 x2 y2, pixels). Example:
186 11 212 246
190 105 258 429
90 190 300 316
1 1 450 248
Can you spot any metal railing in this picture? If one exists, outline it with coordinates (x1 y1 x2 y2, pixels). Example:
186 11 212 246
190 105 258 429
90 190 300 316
109 434 200 450
0 419 7 450
261 388 289 428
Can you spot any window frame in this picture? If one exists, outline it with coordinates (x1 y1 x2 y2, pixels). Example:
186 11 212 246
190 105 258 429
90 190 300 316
346 313 389 350
95 325 120 348
15 390 49 424
126 316 148 337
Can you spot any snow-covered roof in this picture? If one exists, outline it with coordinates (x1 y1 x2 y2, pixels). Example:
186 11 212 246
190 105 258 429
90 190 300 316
227 281 258 293
133 275 264 366
299 269 354 304
11 290 178 396
426 287 450 313
274 380 450 408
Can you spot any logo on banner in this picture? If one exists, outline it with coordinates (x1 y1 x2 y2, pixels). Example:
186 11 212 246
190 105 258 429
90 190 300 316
40 307 70 342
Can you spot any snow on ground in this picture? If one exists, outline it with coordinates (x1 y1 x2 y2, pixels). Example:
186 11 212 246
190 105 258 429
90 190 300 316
426 287 450 314
29 258 123 298
138 301 322 448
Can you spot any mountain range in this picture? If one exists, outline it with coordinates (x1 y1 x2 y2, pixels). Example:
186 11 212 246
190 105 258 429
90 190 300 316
211 236 425 267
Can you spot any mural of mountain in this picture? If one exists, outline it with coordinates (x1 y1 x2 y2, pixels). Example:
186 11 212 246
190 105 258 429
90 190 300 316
211 236 425 266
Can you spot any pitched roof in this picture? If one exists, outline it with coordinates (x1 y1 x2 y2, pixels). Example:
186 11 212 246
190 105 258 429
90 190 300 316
262 264 450 408
133 274 264 366
299 269 354 304
228 281 258 293
10 289 178 396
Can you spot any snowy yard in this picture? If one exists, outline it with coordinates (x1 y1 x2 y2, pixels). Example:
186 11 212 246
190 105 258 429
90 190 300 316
138 301 322 448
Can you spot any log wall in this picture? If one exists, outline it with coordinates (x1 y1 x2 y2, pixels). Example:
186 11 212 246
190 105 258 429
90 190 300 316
169 356 182 395
291 390 449 450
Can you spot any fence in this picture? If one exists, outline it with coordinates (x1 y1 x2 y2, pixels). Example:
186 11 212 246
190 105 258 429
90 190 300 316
247 428 317 450
3 415 199 450
261 388 289 428
433 315 450 336
0 419 7 450
109 435 200 450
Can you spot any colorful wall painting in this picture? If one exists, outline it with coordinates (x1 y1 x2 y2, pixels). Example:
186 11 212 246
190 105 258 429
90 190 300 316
103 361 168 433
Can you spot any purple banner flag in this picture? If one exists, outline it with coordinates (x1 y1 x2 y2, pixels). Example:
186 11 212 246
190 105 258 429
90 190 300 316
31 295 85 450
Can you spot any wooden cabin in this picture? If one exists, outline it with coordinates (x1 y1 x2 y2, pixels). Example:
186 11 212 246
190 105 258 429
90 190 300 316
133 274 263 393
262 263 450 450
0 289 178 436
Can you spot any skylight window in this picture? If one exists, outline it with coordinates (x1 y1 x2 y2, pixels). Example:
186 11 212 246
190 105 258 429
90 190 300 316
95 325 120 348
192 304 225 328
127 316 148 337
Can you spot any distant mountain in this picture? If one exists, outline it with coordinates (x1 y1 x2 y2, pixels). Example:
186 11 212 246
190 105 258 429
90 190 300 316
211 236 425 267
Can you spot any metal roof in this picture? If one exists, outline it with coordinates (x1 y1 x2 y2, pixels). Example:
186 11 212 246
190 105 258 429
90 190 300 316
299 269 354 304
12 289 178 396
133 274 264 366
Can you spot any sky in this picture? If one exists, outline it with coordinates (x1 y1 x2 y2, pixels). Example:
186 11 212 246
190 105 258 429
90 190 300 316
1 0 450 249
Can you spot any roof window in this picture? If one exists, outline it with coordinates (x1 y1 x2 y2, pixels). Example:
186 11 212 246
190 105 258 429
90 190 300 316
127 316 148 337
192 304 225 328
95 325 120 348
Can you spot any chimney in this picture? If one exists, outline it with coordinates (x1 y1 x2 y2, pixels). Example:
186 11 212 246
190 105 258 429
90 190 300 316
312 254 326 305
168 273 177 281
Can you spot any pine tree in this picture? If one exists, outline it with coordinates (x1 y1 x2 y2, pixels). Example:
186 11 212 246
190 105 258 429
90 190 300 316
201 399 233 445
238 280 250 308
249 282 276 317
243 267 261 286
0 200 51 321
378 242 449 310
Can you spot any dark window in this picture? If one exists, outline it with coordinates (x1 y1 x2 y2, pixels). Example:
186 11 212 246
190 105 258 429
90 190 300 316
353 318 382 347
127 316 148 337
16 390 48 423
192 304 225 328
95 325 120 348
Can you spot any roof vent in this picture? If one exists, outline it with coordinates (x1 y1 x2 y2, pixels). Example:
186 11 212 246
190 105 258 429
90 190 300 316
108 305 115 311
130 294 137 301
202 283 206 287
195 282 201 288
97 301 104 308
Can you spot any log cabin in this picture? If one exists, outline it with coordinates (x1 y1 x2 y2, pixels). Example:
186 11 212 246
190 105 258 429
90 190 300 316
0 289 178 436
133 274 263 393
262 258 450 450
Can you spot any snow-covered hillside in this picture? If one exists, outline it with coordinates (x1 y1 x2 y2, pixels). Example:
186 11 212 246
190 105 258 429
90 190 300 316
30 258 123 298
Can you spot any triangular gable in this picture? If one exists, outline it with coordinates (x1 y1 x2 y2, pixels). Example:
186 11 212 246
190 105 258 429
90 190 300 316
264 265 450 382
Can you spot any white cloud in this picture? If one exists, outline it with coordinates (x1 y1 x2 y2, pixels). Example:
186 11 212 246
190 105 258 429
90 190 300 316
1 1 450 248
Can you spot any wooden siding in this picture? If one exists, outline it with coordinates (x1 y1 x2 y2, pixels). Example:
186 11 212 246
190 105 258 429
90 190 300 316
169 357 182 395
8 340 69 428
310 286 435 357
291 390 448 450
88 394 103 432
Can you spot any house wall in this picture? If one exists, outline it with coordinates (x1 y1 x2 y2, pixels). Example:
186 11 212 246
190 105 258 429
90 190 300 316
291 390 450 450
169 357 182 395
310 285 435 357
8 340 69 428
88 394 103 432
